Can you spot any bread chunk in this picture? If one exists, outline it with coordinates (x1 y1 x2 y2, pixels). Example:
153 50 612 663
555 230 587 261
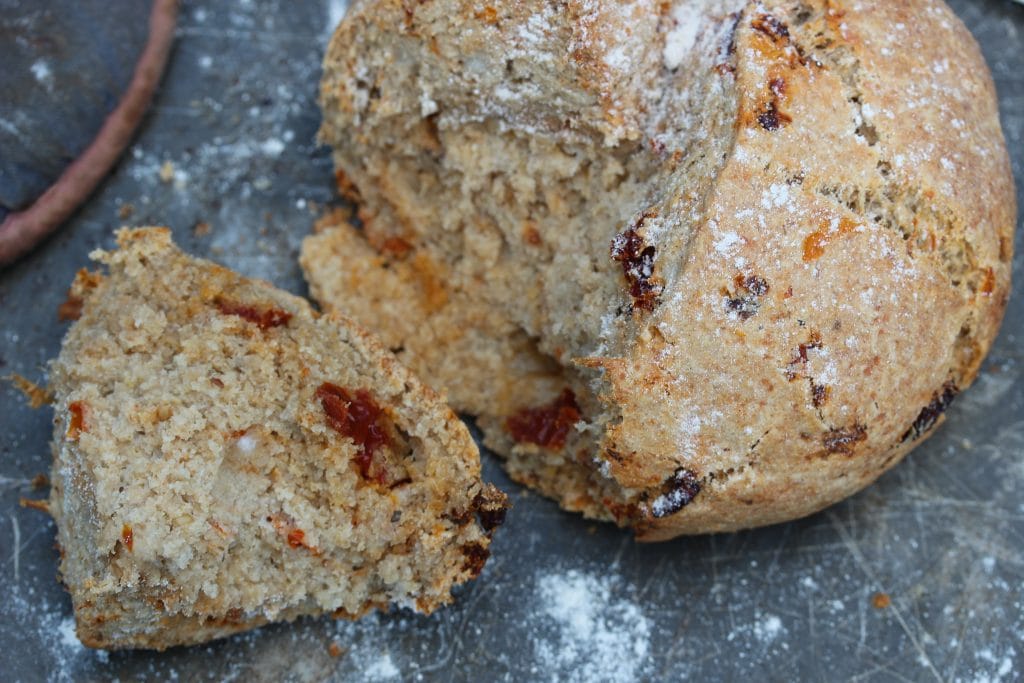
306 0 1015 539
49 228 506 649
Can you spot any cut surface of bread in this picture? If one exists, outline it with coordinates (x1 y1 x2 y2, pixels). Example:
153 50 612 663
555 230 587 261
304 0 1015 539
49 228 506 650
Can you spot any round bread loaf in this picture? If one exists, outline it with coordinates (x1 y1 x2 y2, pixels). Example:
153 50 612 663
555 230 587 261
304 0 1015 540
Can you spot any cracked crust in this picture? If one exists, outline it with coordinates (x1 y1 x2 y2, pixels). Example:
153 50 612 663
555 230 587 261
307 0 1014 540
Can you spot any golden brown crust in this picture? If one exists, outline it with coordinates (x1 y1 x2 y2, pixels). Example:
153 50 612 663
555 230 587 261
606 0 1015 538
309 0 1014 540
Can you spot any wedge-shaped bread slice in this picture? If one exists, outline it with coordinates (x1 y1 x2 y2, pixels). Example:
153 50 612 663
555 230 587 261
48 228 506 650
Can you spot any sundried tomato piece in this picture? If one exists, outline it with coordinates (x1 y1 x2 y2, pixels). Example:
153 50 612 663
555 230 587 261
901 382 959 442
751 13 790 40
381 236 413 258
823 424 868 455
121 524 134 552
724 274 770 320
810 379 829 407
57 293 85 321
785 331 824 380
215 298 292 330
802 218 857 262
472 487 509 533
460 542 490 577
316 382 391 483
268 514 320 554
67 401 87 439
475 6 498 23
645 469 702 519
980 268 996 295
523 224 542 246
286 528 306 549
334 168 362 203
611 218 663 312
757 101 792 131
506 389 582 450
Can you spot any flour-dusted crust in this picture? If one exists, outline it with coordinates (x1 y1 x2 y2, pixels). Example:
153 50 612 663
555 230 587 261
49 228 506 649
306 0 1015 540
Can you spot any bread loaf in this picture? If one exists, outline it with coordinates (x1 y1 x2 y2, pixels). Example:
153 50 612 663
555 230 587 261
49 228 506 649
304 0 1015 539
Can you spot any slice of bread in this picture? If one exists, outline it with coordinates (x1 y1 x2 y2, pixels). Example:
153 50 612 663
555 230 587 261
306 0 1015 539
48 227 507 650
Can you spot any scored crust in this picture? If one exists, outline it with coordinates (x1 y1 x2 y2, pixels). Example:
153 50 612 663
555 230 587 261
305 0 1015 540
49 228 506 649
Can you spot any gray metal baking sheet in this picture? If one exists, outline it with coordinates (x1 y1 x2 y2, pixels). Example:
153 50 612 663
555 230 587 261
1 1 1022 681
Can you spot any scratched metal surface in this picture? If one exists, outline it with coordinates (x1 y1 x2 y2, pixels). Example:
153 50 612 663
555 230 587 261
1 1 1022 681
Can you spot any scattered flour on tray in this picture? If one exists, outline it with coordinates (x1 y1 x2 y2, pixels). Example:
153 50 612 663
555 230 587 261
753 614 783 642
2 580 109 683
325 0 349 42
56 617 82 651
362 652 400 680
530 569 652 683
726 611 789 650
965 647 1017 683
663 3 703 69
31 59 54 90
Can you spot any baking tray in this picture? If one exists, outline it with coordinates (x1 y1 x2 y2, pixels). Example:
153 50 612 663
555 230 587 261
1 1 1022 681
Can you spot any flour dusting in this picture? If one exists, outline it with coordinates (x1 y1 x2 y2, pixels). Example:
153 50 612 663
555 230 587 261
31 59 53 89
663 3 703 69
57 617 83 652
531 569 652 683
1 582 107 682
362 653 400 680
966 647 1017 683
754 614 783 642
726 611 790 650
326 0 349 41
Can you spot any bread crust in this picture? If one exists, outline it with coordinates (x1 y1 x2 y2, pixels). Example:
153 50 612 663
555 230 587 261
592 0 1015 539
309 0 1015 539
